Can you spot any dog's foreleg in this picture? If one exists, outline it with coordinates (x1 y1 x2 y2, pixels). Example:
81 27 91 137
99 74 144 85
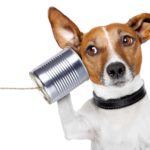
57 94 93 140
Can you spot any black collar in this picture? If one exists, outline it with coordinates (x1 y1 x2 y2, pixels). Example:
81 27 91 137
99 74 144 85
93 85 146 109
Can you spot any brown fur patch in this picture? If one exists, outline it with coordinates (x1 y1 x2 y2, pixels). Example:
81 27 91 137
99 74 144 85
127 13 150 43
48 7 83 50
79 27 109 84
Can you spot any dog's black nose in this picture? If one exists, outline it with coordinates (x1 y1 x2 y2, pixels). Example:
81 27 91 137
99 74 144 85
107 62 125 79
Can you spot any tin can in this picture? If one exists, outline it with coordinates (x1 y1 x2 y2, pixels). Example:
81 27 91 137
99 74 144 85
30 47 89 103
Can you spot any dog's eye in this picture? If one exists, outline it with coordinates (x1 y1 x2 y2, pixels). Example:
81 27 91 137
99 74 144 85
86 45 99 56
122 35 135 46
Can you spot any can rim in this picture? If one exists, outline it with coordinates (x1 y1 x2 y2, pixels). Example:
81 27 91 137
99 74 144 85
29 72 52 103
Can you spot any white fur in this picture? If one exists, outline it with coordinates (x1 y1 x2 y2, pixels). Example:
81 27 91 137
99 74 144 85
59 28 74 41
58 77 150 150
102 27 115 56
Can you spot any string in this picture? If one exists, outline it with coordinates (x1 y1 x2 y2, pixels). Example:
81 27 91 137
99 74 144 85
0 87 40 90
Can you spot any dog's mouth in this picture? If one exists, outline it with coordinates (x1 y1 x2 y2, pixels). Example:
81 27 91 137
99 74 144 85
111 79 129 87
102 74 134 87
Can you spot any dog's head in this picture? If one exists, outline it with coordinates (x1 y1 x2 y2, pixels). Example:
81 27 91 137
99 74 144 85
48 7 150 87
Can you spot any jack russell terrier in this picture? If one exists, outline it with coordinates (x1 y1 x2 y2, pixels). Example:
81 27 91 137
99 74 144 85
48 7 150 150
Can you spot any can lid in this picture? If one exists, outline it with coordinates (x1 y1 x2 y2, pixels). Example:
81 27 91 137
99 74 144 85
29 72 53 103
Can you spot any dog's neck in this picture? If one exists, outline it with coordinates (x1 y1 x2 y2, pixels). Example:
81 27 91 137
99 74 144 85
92 75 144 100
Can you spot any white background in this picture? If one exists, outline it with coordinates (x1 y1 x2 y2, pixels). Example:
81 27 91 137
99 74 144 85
0 0 150 150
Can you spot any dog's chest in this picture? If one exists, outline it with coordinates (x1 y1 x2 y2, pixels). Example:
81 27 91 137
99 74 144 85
79 96 150 150
93 120 141 150
92 111 141 150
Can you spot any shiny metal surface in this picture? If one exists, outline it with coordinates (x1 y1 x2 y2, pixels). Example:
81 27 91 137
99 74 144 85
30 47 89 103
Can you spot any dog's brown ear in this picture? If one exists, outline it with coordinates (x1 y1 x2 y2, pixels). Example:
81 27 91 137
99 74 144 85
48 7 83 50
127 13 150 43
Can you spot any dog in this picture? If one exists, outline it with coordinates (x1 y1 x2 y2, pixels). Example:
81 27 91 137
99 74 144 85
48 7 150 150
